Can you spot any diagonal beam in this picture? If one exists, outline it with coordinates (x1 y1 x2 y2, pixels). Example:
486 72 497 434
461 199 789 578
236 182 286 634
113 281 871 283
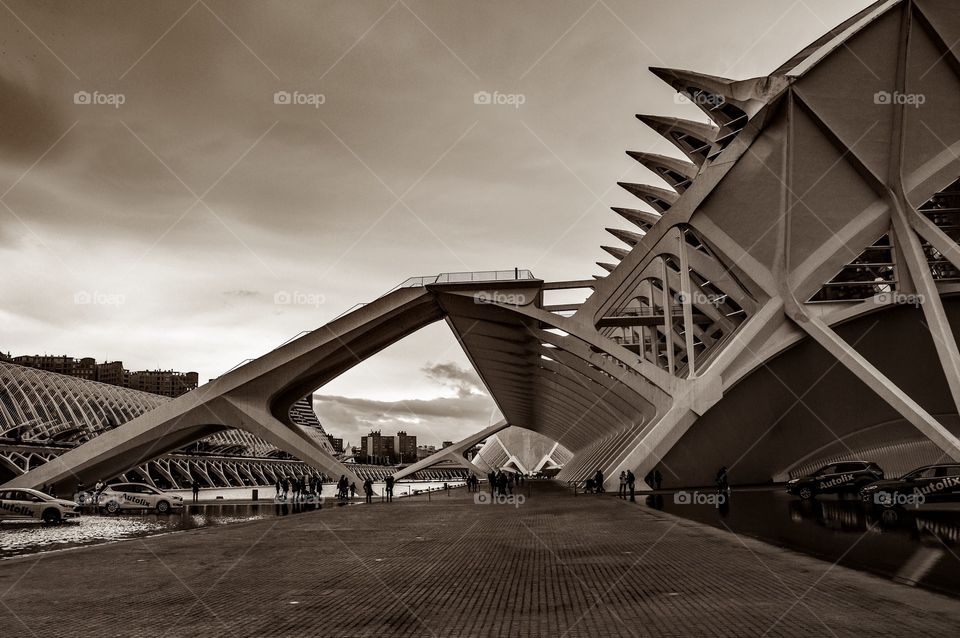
392 420 509 481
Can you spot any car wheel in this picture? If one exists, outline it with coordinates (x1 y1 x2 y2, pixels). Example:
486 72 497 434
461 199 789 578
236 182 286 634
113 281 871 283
798 487 813 500
105 500 121 514
156 500 170 514
42 508 61 525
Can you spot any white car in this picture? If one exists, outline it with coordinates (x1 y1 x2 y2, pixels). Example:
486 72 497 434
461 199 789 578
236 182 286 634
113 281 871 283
97 483 184 514
0 488 80 524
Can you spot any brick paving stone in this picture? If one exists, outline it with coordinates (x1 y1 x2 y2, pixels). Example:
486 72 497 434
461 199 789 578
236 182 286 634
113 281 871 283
1 482 959 637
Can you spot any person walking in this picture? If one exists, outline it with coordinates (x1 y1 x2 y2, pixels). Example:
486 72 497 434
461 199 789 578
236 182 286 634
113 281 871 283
626 469 636 502
385 475 395 502
618 471 627 499
349 482 357 499
654 469 663 490
191 479 200 503
594 469 605 494
487 472 496 496
363 478 374 503
715 466 729 494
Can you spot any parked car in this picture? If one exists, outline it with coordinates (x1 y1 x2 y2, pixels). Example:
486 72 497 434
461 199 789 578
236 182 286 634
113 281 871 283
861 463 960 508
0 488 80 524
97 483 184 514
786 461 884 499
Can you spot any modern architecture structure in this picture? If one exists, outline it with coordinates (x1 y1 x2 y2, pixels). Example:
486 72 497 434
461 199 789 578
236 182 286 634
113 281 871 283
472 427 573 476
6 0 960 494
0 361 333 487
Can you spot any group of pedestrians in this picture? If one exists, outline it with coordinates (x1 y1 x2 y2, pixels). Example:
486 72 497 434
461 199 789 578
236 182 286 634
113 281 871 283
584 469 605 493
486 470 523 496
465 474 481 492
275 474 327 501
617 470 637 501
334 475 357 500
271 472 399 503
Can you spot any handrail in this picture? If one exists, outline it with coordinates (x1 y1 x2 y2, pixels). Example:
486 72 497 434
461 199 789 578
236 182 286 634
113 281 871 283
276 330 311 348
223 358 254 374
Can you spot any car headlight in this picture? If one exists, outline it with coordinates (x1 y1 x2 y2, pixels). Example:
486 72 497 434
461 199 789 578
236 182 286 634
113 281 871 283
861 485 878 492
787 479 799 485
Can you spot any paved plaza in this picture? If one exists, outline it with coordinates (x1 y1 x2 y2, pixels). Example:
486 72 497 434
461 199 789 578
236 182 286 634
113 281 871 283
2 482 959 637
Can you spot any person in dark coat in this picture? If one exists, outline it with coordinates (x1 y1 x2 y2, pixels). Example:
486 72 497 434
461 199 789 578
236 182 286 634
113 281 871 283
385 475 395 502
594 469 605 494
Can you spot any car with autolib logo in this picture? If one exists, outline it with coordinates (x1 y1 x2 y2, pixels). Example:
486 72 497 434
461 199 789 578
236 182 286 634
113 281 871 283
97 482 184 514
0 488 80 524
861 463 960 509
786 461 884 500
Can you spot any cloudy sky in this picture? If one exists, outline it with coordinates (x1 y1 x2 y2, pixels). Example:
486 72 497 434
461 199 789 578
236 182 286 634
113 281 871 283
0 0 873 446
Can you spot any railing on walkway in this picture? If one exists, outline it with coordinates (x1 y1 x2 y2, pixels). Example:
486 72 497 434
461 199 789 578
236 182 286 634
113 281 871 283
397 269 536 288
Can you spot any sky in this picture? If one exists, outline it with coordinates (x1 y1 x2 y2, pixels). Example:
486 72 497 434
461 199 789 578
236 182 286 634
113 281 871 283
0 0 875 447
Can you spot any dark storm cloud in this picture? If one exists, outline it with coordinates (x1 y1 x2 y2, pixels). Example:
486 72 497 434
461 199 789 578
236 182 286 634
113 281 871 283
0 74 67 161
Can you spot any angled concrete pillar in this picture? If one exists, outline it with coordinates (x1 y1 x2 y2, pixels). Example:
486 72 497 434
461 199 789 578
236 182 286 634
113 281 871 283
392 420 509 482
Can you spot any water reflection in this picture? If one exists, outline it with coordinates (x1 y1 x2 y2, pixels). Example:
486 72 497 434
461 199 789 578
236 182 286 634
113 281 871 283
1 482 456 560
0 502 317 559
647 489 960 596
